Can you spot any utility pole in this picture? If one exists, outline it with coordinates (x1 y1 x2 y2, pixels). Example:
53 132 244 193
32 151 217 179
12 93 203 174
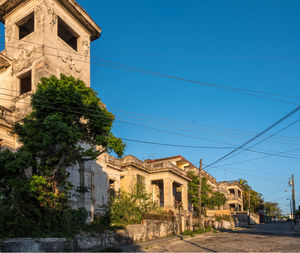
198 159 203 229
292 174 296 220
248 189 251 224
290 198 293 219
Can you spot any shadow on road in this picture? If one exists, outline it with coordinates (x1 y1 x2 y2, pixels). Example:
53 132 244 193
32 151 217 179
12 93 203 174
180 239 217 252
225 222 300 238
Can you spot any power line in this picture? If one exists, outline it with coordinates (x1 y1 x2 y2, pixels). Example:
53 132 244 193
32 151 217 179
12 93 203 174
2 94 300 159
1 41 300 106
3 80 300 141
212 146 300 168
218 118 300 163
204 106 300 169
2 35 300 102
120 138 232 149
2 88 300 151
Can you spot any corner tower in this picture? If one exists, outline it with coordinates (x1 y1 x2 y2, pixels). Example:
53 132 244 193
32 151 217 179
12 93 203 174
0 0 101 149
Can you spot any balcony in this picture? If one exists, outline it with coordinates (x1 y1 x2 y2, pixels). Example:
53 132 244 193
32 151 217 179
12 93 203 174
148 161 188 177
105 156 121 169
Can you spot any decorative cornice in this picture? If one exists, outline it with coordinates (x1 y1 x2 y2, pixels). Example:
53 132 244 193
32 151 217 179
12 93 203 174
0 0 101 41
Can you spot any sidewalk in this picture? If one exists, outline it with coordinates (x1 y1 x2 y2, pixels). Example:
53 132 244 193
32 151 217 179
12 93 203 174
121 235 182 252
121 232 220 252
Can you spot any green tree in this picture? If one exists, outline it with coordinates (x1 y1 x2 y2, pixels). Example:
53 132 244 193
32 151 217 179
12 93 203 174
238 178 263 213
0 75 125 238
188 171 226 213
14 74 125 185
110 183 157 226
264 202 282 217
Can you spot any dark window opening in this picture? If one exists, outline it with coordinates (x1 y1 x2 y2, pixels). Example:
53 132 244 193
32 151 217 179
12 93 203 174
173 182 182 206
229 204 236 211
152 180 164 207
58 17 79 51
229 188 235 197
136 174 145 193
18 13 34 40
109 179 116 197
20 71 32 95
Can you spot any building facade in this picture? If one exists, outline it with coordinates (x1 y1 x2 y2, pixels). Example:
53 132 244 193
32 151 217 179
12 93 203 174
0 0 108 220
0 0 101 149
0 0 244 225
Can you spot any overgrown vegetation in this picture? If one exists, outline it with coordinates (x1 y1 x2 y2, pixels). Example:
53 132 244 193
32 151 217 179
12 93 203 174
238 179 282 217
238 179 263 213
264 202 282 218
187 171 226 214
0 75 125 238
182 226 213 237
109 184 159 226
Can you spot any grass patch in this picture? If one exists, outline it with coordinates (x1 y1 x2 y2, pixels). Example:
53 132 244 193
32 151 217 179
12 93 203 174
182 230 195 237
182 226 214 237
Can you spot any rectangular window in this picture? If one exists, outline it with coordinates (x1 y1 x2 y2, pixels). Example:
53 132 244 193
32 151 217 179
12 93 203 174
18 13 34 40
58 17 79 51
109 179 116 197
19 71 32 95
136 174 145 193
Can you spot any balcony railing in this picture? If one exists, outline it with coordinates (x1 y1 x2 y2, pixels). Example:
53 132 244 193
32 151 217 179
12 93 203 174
148 161 188 176
105 156 121 168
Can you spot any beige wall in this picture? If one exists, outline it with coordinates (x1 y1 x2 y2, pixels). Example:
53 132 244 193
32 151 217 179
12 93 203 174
0 0 97 149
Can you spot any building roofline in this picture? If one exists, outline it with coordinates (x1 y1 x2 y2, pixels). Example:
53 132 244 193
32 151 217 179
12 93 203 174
146 155 198 169
0 0 101 41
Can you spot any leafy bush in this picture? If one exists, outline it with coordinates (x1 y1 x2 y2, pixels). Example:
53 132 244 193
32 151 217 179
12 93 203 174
0 174 88 238
0 75 125 239
110 184 157 226
182 230 195 237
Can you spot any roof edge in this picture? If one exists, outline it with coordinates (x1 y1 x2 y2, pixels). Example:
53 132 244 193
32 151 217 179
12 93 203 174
0 0 101 41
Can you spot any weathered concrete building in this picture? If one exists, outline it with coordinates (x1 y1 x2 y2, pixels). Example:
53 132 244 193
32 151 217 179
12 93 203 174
98 154 245 230
0 0 108 220
218 181 243 212
98 154 194 231
0 0 100 149
0 0 244 226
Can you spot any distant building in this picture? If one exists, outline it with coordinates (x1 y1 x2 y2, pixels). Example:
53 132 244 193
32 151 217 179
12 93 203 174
98 154 245 230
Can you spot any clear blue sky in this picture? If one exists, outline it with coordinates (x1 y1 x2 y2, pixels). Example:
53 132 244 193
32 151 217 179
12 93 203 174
1 0 300 214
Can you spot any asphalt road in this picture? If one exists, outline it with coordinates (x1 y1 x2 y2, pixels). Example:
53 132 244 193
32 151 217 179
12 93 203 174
147 223 300 252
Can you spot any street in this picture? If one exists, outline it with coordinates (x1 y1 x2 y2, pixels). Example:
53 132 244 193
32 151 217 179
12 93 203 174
145 223 300 252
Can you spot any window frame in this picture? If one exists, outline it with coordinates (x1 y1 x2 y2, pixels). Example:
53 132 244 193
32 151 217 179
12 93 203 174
19 70 32 96
57 16 79 52
17 12 35 40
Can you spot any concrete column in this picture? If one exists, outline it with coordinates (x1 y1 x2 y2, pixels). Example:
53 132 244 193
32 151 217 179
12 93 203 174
163 178 173 209
181 184 188 211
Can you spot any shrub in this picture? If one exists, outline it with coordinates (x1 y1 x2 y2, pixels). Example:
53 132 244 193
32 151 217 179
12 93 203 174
182 230 195 237
110 184 157 226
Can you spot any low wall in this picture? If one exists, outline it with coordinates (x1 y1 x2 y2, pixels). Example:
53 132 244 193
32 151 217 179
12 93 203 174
123 219 178 242
0 232 131 252
206 209 231 217
232 212 260 226
0 219 182 252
